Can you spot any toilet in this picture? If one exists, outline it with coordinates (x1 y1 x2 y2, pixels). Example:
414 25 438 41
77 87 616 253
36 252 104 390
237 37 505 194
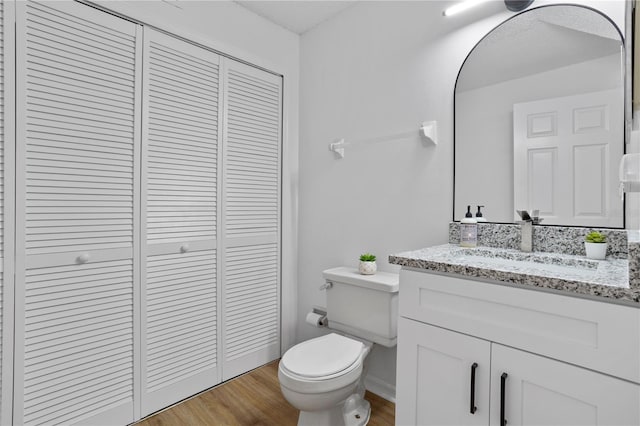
278 266 399 426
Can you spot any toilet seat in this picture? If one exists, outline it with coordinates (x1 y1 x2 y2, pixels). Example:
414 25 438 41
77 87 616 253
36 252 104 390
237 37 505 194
279 333 367 394
281 333 364 378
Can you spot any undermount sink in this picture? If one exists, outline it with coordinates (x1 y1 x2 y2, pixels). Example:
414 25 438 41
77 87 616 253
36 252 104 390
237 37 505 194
450 247 600 270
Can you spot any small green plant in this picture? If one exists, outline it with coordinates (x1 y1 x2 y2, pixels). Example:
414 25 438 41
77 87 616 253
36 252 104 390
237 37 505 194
359 253 376 262
585 231 606 243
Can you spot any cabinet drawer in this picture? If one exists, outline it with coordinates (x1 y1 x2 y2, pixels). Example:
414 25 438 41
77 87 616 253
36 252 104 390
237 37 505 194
399 269 640 383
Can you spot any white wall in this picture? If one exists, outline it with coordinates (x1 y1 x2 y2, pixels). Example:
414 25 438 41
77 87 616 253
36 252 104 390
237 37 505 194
456 53 623 223
91 0 301 351
298 0 625 398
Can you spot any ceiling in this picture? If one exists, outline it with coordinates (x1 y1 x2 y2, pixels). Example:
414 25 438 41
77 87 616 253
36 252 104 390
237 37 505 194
234 1 356 34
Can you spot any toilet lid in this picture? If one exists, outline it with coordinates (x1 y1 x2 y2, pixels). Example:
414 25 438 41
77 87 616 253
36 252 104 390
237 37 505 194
281 333 364 378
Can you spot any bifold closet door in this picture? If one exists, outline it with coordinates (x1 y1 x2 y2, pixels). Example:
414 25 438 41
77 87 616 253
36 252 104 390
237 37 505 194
140 28 222 417
14 1 141 425
221 60 282 380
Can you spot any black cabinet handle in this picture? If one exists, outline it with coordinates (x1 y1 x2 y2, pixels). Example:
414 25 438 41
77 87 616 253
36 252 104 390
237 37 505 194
500 372 508 426
469 363 478 414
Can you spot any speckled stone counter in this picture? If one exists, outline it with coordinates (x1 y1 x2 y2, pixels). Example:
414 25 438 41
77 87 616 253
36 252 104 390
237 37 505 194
628 231 640 286
389 244 640 305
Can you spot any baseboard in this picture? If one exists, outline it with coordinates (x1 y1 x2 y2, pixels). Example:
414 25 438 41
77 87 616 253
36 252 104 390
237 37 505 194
364 375 396 403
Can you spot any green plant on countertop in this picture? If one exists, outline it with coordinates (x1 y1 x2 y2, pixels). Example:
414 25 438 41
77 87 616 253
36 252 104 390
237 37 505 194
585 231 606 243
359 253 376 262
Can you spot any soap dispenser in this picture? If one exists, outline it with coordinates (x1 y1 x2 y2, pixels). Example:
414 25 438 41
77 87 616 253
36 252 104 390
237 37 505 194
475 205 487 222
460 205 478 248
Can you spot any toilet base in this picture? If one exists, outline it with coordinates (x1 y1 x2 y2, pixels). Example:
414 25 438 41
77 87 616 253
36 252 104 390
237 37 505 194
297 392 371 426
343 393 371 426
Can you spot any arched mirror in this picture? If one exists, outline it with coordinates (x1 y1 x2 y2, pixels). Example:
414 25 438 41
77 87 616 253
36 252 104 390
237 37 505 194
454 5 625 227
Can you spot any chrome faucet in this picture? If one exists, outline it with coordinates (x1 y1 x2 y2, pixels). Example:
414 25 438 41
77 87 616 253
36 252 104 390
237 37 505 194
519 220 533 252
516 210 534 252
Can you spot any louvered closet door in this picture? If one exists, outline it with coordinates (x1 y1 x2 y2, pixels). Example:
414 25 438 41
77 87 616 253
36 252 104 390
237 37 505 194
15 2 141 425
221 60 282 380
140 29 222 417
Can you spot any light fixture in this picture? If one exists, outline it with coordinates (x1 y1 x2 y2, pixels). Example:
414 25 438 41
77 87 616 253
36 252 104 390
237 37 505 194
444 0 534 17
504 0 534 12
443 0 491 17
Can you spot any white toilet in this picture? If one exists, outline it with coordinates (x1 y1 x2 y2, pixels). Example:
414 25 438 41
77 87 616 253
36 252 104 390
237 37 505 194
278 266 399 426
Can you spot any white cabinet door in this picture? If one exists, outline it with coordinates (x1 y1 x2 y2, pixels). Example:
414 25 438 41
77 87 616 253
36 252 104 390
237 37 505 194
221 59 282 380
14 2 141 424
491 344 640 426
140 28 222 417
396 318 490 426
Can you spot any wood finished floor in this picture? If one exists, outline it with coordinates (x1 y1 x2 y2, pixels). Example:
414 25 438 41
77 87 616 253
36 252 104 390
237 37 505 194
136 361 395 426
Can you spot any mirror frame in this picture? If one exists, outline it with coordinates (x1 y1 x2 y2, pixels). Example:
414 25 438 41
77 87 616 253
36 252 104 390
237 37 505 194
452 3 630 228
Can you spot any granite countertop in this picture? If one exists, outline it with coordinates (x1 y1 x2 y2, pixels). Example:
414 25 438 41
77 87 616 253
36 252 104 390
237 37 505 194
389 244 640 305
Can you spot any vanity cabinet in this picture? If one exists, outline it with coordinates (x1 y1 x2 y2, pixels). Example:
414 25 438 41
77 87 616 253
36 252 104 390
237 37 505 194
396 269 640 426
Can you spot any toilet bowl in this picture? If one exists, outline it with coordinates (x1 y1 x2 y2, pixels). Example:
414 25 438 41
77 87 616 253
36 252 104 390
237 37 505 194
278 267 399 426
278 333 372 426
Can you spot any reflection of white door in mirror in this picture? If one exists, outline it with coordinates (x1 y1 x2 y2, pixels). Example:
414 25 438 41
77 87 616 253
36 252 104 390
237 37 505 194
513 89 623 227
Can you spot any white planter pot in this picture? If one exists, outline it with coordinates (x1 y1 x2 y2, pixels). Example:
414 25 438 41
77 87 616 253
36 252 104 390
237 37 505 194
585 242 607 260
359 261 377 275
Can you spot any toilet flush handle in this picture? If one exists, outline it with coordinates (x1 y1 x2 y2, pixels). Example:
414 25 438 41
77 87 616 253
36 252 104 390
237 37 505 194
319 282 333 291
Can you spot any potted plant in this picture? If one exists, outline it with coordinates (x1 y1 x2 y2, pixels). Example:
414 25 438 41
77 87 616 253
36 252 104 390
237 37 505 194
359 253 377 275
585 231 607 260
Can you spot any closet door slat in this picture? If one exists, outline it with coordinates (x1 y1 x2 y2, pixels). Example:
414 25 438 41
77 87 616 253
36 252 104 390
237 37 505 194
144 38 219 244
23 2 136 257
145 251 217 392
221 60 282 380
224 66 281 240
22 260 134 426
140 28 221 417
15 2 140 425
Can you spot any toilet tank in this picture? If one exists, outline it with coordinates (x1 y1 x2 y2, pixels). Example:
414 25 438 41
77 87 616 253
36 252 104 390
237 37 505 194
322 266 399 347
